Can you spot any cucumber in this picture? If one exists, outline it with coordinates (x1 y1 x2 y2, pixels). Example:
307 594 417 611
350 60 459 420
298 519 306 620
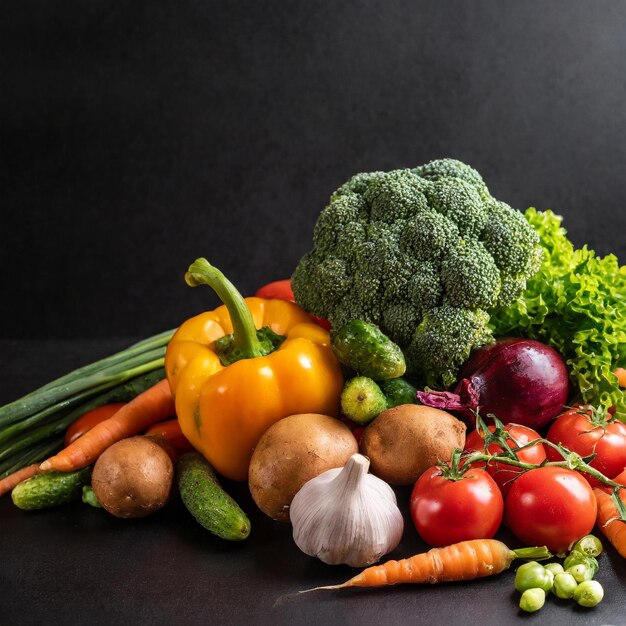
177 452 251 541
341 377 387 425
11 467 91 510
82 485 102 508
379 377 418 408
331 320 406 379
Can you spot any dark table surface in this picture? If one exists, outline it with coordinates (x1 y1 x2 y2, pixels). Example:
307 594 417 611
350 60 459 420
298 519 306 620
1 338 624 626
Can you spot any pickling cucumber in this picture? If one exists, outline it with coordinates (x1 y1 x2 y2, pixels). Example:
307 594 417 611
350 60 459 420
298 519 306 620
177 452 251 541
331 320 406 379
11 467 91 510
379 377 418 408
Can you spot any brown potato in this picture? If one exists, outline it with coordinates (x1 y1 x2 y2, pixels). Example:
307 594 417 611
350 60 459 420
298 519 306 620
92 436 174 518
248 413 358 522
360 404 466 485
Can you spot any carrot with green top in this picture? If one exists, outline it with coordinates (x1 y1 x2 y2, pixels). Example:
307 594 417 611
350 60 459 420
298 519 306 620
303 539 551 592
39 379 174 472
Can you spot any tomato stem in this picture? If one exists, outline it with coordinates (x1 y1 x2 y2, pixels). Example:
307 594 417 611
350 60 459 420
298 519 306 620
462 445 626 510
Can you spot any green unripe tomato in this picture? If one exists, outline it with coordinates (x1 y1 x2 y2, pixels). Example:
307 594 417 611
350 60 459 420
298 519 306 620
553 573 578 599
544 562 564 577
514 562 553 593
574 580 604 607
519 588 546 613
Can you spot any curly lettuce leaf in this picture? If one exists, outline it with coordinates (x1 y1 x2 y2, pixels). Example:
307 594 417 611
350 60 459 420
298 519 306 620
489 208 626 420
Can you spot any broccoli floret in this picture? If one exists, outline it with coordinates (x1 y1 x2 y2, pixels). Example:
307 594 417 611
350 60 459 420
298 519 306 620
404 306 494 388
292 158 542 387
414 158 490 200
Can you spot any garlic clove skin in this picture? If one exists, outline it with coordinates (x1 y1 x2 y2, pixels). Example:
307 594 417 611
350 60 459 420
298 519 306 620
290 453 404 567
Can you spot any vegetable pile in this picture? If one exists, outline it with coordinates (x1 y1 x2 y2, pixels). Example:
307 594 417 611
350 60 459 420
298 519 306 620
490 208 626 418
1 157 626 615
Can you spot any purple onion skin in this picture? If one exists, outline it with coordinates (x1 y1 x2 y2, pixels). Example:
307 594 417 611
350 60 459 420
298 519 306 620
455 338 570 430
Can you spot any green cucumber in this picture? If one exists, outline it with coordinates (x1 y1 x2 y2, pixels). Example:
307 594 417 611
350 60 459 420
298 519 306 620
331 320 406 379
341 377 387 425
11 467 91 510
82 485 102 508
378 377 418 408
177 452 251 541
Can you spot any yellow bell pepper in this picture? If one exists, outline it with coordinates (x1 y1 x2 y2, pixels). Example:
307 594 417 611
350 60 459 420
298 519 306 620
165 259 343 481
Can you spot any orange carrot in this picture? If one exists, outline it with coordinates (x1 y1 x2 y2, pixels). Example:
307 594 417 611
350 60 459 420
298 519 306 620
0 464 40 497
303 539 550 592
616 367 626 388
593 487 626 558
39 379 174 473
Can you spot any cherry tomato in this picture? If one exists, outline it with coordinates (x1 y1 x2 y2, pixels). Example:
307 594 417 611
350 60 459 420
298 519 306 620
410 465 504 547
505 466 597 553
464 423 546 495
144 419 194 454
545 406 626 486
64 403 127 446
255 279 332 330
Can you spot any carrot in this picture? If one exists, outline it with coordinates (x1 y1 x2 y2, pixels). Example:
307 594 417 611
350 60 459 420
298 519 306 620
303 539 551 592
0 464 40 497
616 367 626 388
39 379 174 473
593 487 626 558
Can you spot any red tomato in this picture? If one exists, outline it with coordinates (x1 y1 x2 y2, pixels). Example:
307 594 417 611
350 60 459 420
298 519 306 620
410 466 504 547
64 403 127 446
255 279 295 300
144 419 194 453
505 466 597 552
255 279 332 330
464 423 546 496
546 406 626 487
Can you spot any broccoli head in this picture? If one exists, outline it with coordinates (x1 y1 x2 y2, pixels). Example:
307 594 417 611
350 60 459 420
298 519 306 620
291 158 542 387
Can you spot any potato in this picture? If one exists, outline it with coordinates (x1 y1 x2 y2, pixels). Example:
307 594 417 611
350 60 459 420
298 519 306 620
248 413 358 522
360 404 466 485
92 436 174 518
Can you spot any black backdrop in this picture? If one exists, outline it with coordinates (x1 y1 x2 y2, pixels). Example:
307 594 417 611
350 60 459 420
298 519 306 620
2 0 626 340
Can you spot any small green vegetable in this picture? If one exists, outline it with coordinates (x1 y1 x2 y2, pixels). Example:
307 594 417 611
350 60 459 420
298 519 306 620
177 452 251 541
544 562 564 577
514 561 554 593
571 535 603 557
564 553 598 582
378 377 417 408
567 564 595 583
573 580 604 607
82 485 101 508
11 467 91 510
331 320 406 380
340 377 388 425
553 572 578 599
519 588 546 613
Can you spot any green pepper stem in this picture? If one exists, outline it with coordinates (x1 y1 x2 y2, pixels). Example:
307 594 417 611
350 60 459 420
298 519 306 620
185 258 264 359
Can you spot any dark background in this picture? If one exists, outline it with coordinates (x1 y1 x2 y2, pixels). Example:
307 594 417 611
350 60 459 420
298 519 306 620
2 4 626 624
2 0 625 340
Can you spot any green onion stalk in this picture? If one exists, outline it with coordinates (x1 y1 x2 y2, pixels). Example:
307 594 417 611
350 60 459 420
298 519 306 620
0 331 174 480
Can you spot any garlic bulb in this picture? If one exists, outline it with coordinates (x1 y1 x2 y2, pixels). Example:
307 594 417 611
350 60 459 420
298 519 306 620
290 453 404 567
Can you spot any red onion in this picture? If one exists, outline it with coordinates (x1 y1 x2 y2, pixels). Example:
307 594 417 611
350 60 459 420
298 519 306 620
418 338 570 430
